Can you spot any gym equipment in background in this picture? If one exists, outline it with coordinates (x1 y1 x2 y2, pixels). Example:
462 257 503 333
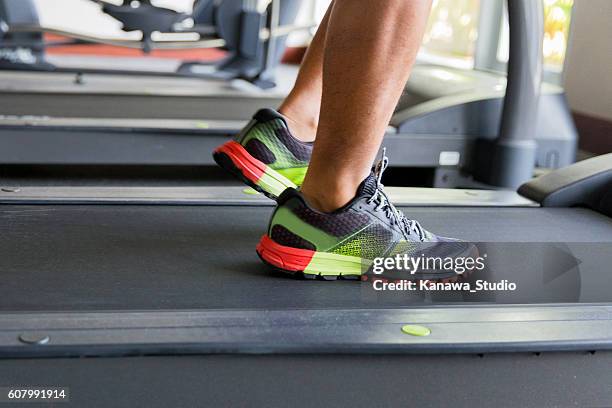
0 0 310 88
0 0 52 70
0 0 578 189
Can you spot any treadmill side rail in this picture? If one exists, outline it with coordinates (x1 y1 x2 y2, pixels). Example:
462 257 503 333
2 306 612 358
0 186 538 207
518 153 612 215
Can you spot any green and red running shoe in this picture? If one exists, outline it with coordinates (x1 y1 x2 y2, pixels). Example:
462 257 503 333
256 154 478 281
213 109 312 200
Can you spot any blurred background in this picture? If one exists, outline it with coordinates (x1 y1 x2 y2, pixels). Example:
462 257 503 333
0 0 608 188
30 0 609 155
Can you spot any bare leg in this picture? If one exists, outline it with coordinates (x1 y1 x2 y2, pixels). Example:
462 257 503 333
300 0 432 212
277 3 333 142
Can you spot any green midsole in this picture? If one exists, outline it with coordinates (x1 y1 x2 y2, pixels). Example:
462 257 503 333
303 252 370 276
256 167 298 198
276 166 308 186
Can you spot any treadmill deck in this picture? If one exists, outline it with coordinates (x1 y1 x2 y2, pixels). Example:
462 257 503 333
1 198 611 356
1 203 611 311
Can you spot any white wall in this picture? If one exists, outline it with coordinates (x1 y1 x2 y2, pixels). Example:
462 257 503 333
563 0 612 120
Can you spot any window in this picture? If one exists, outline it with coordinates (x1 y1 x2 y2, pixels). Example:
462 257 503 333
542 0 574 69
307 0 483 69
497 0 574 73
306 0 574 81
420 0 481 68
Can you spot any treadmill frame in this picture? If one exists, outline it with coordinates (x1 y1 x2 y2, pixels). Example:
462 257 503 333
0 186 610 359
3 305 612 358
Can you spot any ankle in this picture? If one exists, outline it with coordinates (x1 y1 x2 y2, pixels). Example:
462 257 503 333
300 179 360 213
277 107 317 143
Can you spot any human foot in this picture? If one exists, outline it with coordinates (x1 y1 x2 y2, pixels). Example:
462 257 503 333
213 109 312 200
257 154 477 280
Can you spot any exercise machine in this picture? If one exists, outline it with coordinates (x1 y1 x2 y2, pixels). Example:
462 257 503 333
179 0 305 88
95 0 188 53
0 0 51 70
0 1 611 404
0 0 577 188
0 155 611 406
0 79 576 189
0 0 308 88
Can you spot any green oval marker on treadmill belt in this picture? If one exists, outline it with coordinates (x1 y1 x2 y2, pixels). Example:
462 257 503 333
401 324 431 337
196 122 210 129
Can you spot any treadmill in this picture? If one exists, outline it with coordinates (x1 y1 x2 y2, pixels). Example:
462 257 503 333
0 69 291 120
0 0 299 122
1 2 611 406
0 68 575 189
0 1 577 189
1 157 611 407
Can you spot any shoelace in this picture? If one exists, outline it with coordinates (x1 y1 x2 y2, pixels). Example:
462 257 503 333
366 149 425 241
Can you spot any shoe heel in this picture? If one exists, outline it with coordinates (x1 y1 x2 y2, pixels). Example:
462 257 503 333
256 235 315 273
256 235 363 280
213 141 296 200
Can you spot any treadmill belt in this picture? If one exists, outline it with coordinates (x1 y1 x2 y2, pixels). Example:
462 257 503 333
1 205 611 311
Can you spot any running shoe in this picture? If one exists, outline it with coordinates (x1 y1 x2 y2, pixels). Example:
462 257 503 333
213 108 312 200
256 153 478 280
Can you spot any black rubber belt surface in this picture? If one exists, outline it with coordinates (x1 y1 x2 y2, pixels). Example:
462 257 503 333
1 205 611 311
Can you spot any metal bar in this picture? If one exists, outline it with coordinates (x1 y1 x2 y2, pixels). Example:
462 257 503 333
8 24 227 50
0 186 538 207
1 305 611 357
0 117 247 132
0 92 285 120
473 0 504 71
499 0 544 144
473 0 545 188
259 23 317 40
263 0 281 73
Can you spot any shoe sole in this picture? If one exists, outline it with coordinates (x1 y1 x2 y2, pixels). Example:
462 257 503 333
257 235 478 282
256 235 363 281
213 140 297 201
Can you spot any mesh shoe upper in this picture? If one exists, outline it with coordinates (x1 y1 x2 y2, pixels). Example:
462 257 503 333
267 153 474 273
269 174 430 257
236 109 312 171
